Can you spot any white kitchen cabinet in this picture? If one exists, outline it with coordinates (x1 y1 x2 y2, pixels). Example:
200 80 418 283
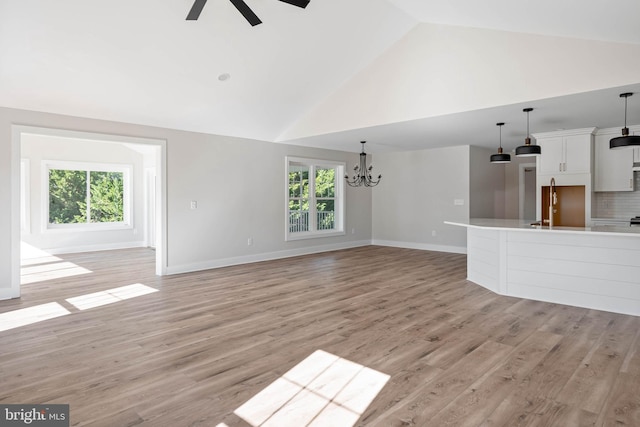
537 136 563 174
594 133 634 191
534 128 594 175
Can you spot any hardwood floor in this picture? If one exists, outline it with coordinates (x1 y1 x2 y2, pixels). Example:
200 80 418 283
1 246 639 426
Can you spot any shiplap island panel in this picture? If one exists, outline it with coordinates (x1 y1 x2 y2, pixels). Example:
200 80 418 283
445 219 640 316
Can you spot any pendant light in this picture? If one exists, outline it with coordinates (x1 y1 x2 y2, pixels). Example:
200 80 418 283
610 92 640 149
490 122 510 163
515 107 541 157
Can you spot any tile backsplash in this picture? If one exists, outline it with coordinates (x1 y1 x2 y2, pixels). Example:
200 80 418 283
593 171 640 218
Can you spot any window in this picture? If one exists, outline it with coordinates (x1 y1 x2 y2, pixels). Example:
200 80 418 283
44 161 131 230
286 157 345 240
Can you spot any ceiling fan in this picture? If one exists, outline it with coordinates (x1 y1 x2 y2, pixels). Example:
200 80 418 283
187 0 310 26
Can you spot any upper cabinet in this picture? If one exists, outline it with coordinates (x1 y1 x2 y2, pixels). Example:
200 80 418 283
533 128 595 176
594 132 633 191
593 126 640 192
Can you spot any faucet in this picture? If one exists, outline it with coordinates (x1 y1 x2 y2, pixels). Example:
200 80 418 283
549 177 557 227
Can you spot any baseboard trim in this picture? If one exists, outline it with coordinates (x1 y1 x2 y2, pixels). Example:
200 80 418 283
165 240 372 275
43 241 147 255
372 239 467 254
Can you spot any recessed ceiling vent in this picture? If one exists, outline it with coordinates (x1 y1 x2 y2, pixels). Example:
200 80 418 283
187 0 310 26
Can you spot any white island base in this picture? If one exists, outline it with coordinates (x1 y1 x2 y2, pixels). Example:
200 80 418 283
445 219 640 317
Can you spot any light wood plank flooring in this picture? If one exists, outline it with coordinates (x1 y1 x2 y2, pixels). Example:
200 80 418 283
1 246 639 426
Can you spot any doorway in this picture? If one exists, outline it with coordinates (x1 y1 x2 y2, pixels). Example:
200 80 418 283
9 125 167 299
519 163 536 221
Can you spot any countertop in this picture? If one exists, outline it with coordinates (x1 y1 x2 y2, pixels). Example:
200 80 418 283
444 218 640 237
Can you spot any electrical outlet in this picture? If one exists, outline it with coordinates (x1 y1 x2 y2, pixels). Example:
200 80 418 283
432 230 437 237
190 201 197 210
247 237 253 246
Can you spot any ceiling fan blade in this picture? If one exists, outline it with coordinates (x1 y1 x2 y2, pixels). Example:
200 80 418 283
229 0 263 26
187 0 208 20
278 0 310 8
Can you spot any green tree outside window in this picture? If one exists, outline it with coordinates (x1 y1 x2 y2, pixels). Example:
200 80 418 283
49 169 124 225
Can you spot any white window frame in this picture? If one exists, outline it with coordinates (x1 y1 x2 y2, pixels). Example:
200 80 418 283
285 156 345 241
42 160 133 232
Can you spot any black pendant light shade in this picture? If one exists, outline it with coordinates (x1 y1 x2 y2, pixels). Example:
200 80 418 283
515 108 541 157
610 93 640 149
515 144 541 156
490 122 511 163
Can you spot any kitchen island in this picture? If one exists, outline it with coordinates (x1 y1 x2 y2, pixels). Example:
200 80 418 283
445 219 640 316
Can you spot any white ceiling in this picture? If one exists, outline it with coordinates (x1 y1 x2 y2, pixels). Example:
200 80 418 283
281 83 640 154
1 0 639 153
387 0 640 44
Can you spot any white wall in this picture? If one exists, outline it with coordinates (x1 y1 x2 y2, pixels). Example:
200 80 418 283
372 145 469 252
0 107 373 298
21 134 146 253
282 23 640 140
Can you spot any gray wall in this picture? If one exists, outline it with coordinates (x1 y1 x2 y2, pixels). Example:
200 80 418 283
164 134 372 271
470 146 505 219
371 145 470 252
504 156 537 219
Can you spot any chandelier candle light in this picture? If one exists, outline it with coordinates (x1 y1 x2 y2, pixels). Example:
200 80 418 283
345 141 381 187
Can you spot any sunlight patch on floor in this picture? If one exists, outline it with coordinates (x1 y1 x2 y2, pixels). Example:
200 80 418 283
20 254 62 267
66 283 159 310
20 242 92 284
21 242 55 262
0 284 159 333
21 262 93 285
0 302 71 332
234 349 390 427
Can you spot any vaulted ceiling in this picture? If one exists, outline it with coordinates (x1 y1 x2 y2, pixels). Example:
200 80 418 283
1 0 640 153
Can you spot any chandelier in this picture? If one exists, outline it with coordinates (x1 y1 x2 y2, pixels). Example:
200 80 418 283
345 141 381 187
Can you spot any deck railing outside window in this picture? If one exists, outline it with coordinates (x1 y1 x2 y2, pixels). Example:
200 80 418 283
289 211 335 233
